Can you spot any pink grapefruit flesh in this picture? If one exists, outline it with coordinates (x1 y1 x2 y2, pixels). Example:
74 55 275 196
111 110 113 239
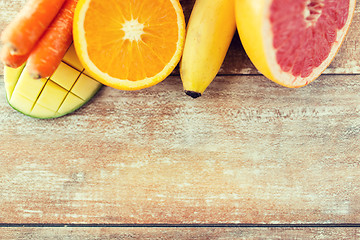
271 0 350 79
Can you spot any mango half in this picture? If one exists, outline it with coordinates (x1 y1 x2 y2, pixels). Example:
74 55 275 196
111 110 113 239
4 45 102 119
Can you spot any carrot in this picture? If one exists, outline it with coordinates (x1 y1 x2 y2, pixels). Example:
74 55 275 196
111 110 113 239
0 46 29 68
26 0 79 79
1 0 66 56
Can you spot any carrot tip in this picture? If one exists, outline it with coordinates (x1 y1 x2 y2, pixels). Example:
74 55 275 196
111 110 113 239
29 72 43 79
5 43 19 55
4 62 15 68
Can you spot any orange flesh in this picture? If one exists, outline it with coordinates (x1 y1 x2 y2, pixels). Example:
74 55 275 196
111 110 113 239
83 0 179 81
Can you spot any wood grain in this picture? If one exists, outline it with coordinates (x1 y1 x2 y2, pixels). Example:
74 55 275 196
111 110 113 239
1 73 360 224
0 0 360 227
0 0 360 76
1 227 359 240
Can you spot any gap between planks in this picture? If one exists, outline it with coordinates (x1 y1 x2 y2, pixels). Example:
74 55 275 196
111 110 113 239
1 224 360 228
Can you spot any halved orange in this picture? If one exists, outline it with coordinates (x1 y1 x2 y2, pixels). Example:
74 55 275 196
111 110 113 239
73 0 185 90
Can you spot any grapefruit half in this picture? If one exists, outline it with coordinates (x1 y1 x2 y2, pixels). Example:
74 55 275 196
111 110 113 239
235 0 356 88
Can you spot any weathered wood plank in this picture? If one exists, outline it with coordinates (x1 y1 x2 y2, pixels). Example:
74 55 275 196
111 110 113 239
0 227 359 240
0 0 359 76
1 74 359 224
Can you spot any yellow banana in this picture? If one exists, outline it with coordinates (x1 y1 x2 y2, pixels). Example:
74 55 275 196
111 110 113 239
180 0 236 98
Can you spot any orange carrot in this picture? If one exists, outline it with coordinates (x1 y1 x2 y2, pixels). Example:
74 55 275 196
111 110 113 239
1 0 66 56
26 0 79 79
0 46 29 68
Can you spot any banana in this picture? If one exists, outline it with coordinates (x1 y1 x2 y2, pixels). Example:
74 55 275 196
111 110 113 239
180 0 236 98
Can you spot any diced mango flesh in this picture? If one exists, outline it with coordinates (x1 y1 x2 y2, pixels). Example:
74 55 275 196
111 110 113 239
31 104 56 119
63 45 84 72
72 74 102 100
4 64 25 99
36 81 68 112
83 68 98 80
58 92 84 115
4 44 102 119
11 67 47 101
51 62 81 91
9 93 34 114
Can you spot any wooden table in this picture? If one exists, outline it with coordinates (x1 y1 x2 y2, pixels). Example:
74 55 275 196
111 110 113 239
1 0 360 238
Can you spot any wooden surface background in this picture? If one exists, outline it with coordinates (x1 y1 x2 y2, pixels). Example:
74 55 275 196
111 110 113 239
1 0 360 238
